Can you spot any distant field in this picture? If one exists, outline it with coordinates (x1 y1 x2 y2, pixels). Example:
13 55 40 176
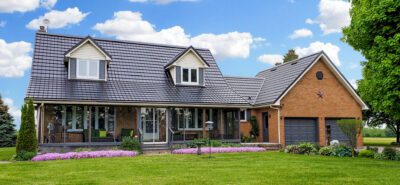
363 137 396 146
0 147 15 161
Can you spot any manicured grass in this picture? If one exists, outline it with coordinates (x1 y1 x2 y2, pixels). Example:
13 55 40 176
0 147 15 161
1 152 400 184
364 137 396 146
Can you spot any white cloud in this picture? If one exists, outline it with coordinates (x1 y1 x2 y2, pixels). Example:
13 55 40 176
257 54 283 65
308 0 351 35
129 0 198 4
26 7 89 30
0 0 40 13
93 11 262 60
41 0 57 9
0 21 6 28
3 97 21 128
348 63 358 70
289 28 313 39
349 79 358 89
295 41 341 66
0 39 32 77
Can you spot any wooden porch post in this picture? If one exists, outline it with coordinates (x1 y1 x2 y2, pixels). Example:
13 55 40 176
203 108 206 139
40 103 44 144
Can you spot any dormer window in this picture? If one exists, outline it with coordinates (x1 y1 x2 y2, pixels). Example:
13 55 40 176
77 59 99 80
164 46 210 86
64 36 112 81
182 67 198 84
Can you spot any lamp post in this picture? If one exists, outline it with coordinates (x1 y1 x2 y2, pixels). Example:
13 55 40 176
205 121 214 158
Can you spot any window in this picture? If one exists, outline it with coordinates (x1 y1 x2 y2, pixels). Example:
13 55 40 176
76 59 99 79
62 105 115 132
240 109 247 121
65 105 84 131
182 67 198 84
173 108 203 130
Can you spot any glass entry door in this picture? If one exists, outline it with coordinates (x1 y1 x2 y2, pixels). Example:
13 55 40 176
141 108 167 143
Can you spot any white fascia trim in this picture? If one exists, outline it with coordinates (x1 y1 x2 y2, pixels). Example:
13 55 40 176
65 38 111 61
166 48 209 69
273 53 368 110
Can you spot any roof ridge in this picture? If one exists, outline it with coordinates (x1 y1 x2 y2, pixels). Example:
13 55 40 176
255 51 322 77
36 31 211 51
224 75 264 79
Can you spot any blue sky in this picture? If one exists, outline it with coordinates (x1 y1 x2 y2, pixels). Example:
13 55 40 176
0 0 364 128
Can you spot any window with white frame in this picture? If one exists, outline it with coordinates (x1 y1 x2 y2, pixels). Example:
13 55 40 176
172 108 203 130
240 109 247 121
182 67 198 84
76 59 99 79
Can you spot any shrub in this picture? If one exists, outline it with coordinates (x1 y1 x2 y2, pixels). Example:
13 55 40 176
16 99 38 153
374 153 385 160
14 151 37 161
358 149 375 158
298 142 318 155
241 135 252 143
74 148 92 152
285 145 301 154
119 137 141 152
390 142 400 146
395 153 400 161
319 146 334 156
331 145 352 157
337 119 363 156
210 140 222 147
249 116 259 140
382 147 397 160
366 146 379 153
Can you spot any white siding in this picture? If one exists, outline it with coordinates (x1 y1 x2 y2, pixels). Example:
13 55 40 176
175 52 206 68
170 67 176 84
70 42 107 60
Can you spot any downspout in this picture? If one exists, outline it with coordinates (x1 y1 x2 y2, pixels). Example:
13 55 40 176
269 105 281 144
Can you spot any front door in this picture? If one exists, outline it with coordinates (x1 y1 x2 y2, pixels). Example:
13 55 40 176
141 108 166 143
224 110 237 139
262 112 269 142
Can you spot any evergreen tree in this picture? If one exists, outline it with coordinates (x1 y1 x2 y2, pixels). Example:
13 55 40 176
0 95 17 147
16 99 37 153
283 49 299 63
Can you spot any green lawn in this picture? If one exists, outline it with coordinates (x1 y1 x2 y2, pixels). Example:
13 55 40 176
0 152 399 185
363 137 396 146
0 147 15 161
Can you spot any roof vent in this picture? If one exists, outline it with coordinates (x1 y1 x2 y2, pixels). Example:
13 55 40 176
248 96 252 100
270 68 276 71
291 62 297 65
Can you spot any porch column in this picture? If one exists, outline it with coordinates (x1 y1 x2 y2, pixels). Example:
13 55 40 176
40 103 44 144
203 108 206 139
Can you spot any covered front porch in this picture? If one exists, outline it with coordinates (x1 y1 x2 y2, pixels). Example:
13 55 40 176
37 104 241 147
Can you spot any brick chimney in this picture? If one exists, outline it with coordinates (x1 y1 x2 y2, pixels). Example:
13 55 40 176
39 26 46 33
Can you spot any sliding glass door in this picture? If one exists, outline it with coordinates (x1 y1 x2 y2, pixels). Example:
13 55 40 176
141 108 167 143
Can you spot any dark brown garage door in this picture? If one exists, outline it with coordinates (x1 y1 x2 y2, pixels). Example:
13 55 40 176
325 119 350 145
284 118 319 145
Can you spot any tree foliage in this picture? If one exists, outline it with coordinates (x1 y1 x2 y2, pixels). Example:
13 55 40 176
16 99 37 153
249 116 259 139
0 95 16 147
337 119 363 156
342 0 400 142
283 49 298 63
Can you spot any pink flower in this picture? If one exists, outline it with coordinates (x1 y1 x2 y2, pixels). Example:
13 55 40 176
32 150 138 162
172 147 266 154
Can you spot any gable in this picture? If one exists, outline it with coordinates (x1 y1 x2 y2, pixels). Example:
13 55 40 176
275 53 368 110
280 59 363 116
175 51 207 68
69 42 107 60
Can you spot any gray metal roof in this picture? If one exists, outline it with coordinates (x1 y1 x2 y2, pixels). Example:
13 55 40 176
224 76 264 104
26 32 249 106
224 52 322 106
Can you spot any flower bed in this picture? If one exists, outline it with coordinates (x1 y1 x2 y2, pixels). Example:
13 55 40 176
32 150 138 161
172 147 265 154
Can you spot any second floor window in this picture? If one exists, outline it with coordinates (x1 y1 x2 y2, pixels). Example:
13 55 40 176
77 59 99 79
182 68 198 84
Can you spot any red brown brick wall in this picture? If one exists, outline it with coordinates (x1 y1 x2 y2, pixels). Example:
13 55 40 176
252 59 363 147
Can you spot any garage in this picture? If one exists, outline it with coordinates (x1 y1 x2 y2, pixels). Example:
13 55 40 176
325 119 350 145
284 118 319 145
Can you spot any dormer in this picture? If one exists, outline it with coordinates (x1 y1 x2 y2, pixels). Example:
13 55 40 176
165 46 210 86
64 36 112 81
